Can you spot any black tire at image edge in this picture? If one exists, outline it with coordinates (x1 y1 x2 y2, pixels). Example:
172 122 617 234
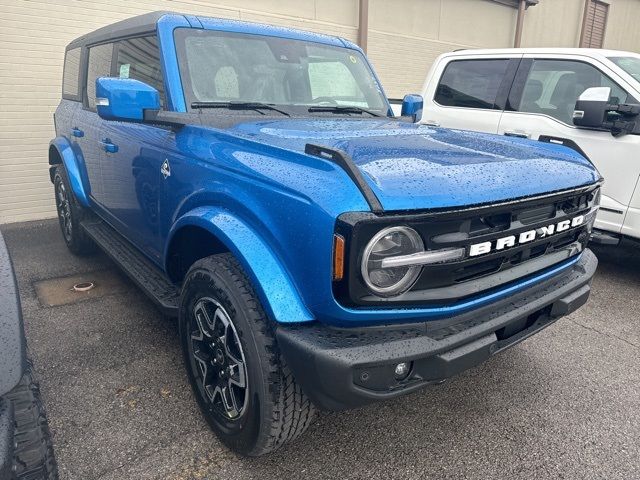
5 361 58 480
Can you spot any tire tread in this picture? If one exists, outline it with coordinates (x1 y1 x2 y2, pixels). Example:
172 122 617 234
6 360 58 480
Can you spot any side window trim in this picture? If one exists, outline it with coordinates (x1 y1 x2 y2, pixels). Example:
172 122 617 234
507 59 533 111
494 57 522 111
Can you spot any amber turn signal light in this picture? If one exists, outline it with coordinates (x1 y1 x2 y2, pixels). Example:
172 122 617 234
333 234 345 281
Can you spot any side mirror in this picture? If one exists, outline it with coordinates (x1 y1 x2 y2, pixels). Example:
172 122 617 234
401 94 423 121
573 87 611 129
96 77 160 121
573 86 640 136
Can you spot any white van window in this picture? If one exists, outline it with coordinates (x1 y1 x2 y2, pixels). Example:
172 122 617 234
434 59 509 110
517 59 628 124
609 57 640 82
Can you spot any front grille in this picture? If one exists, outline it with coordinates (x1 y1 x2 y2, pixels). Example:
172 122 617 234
334 185 599 307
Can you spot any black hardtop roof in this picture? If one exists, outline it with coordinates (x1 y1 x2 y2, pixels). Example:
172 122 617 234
67 11 174 50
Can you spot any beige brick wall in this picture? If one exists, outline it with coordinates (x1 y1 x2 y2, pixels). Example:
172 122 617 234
368 0 517 98
602 0 640 52
0 0 358 223
1 0 640 223
521 0 585 48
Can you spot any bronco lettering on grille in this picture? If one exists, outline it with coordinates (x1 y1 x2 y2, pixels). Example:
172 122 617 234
468 215 585 257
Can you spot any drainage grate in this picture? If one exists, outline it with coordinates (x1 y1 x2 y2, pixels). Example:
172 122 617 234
34 270 128 307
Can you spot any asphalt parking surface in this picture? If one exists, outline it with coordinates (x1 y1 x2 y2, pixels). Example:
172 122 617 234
2 219 640 480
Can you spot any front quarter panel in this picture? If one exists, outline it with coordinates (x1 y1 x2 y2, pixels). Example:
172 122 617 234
159 125 371 325
168 208 314 323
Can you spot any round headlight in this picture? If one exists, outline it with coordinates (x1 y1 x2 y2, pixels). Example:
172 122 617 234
361 226 424 297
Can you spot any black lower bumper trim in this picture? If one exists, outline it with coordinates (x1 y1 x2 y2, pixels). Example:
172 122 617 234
276 250 597 411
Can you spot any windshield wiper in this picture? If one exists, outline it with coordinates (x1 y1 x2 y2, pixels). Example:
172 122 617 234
191 101 291 116
307 105 382 117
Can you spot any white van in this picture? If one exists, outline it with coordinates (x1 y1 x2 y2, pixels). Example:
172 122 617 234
411 48 640 245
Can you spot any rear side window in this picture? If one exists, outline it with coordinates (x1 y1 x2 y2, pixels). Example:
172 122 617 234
62 47 81 100
115 36 165 107
435 59 509 109
86 43 114 110
516 59 629 125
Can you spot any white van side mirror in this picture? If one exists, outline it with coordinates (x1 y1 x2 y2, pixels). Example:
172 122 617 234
574 87 640 136
573 87 611 128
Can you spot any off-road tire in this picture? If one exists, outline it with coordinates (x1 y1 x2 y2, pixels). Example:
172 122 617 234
53 165 94 255
179 253 315 456
6 361 58 480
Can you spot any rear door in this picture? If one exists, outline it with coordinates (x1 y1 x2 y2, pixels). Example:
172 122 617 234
498 55 640 234
75 42 114 205
421 55 520 133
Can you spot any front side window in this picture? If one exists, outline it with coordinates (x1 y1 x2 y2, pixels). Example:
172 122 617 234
608 56 640 83
174 28 388 114
62 47 81 99
115 36 165 107
434 59 510 110
516 59 629 125
86 43 113 110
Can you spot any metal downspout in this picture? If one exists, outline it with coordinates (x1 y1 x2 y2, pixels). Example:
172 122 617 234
514 0 526 47
358 0 369 53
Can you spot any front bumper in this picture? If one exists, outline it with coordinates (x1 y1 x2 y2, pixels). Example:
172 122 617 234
276 249 597 411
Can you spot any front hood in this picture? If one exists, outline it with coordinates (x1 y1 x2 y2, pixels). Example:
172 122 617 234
229 118 600 211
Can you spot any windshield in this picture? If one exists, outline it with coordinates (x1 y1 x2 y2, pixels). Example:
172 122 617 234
174 28 388 114
609 56 640 83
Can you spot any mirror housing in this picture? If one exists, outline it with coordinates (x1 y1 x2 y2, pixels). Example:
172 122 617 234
573 86 640 136
573 87 611 128
96 77 160 121
401 94 423 121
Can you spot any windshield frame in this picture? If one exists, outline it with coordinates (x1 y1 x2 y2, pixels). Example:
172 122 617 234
173 27 391 117
608 56 640 85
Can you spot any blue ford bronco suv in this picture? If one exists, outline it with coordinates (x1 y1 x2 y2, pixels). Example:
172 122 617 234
50 12 601 456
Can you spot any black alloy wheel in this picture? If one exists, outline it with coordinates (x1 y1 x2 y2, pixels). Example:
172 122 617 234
188 297 248 420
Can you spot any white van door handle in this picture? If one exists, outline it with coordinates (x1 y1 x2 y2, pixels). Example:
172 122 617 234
504 130 531 139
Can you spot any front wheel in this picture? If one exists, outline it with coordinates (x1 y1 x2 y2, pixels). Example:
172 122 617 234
179 253 315 456
52 165 94 256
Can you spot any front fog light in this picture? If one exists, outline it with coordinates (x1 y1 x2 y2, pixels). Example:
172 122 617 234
394 362 411 380
361 226 424 297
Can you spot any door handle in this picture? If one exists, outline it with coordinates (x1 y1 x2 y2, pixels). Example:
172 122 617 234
424 120 441 127
100 139 118 153
71 127 84 138
504 130 531 139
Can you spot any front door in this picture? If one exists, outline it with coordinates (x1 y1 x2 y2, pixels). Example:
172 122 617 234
498 56 640 234
98 35 171 261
